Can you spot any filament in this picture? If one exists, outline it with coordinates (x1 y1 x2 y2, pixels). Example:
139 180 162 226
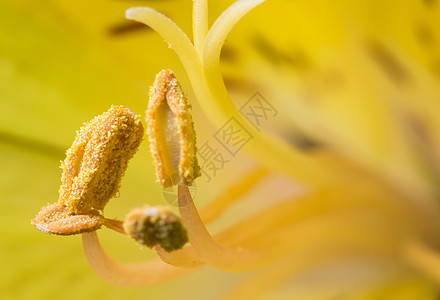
126 5 346 187
200 167 268 223
204 0 265 100
82 232 190 286
178 172 436 272
224 249 394 300
178 184 263 272
125 7 206 107
103 218 125 235
99 168 267 269
155 246 204 268
192 0 208 59
177 180 424 271
99 176 433 276
102 218 203 268
202 0 338 186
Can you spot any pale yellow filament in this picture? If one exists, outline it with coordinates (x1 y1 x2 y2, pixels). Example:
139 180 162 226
224 256 301 300
177 178 431 272
86 175 436 282
201 0 339 185
192 0 208 59
98 163 437 277
170 171 437 272
219 208 429 299
224 250 396 300
147 168 266 269
200 167 268 223
203 0 265 113
213 176 409 245
178 184 263 272
109 3 440 291
96 168 268 269
103 218 125 234
100 218 204 268
125 4 348 187
82 232 190 286
215 201 419 268
125 7 204 103
155 246 203 268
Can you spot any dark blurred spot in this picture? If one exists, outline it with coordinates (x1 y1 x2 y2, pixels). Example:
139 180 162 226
220 45 239 63
251 35 310 70
433 60 440 78
408 114 430 143
223 76 254 93
367 41 410 85
107 20 151 37
288 50 311 70
289 131 321 152
423 0 437 6
415 23 436 47
0 130 65 159
321 69 345 89
251 35 282 65
405 114 440 181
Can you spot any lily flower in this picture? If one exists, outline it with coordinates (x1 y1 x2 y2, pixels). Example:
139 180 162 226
3 0 440 299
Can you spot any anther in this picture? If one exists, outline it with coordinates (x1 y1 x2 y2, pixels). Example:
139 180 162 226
146 69 201 187
32 105 144 235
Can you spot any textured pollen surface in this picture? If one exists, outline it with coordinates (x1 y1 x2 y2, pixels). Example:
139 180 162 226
123 205 188 252
31 203 104 235
147 69 201 188
59 105 144 213
32 105 144 235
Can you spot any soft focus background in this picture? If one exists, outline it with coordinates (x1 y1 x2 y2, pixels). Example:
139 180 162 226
1 0 440 299
0 1 276 299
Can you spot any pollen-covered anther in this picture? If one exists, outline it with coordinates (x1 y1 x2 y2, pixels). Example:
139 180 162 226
123 205 188 252
32 105 144 235
31 203 104 235
146 69 201 188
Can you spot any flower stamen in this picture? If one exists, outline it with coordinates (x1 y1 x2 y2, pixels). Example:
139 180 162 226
147 69 201 187
32 105 144 235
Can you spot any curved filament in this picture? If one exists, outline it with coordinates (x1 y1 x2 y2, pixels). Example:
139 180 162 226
82 232 189 286
200 167 268 223
155 246 204 268
126 5 342 187
178 184 263 272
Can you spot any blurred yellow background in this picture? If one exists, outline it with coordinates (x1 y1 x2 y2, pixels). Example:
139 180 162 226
2 0 440 299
